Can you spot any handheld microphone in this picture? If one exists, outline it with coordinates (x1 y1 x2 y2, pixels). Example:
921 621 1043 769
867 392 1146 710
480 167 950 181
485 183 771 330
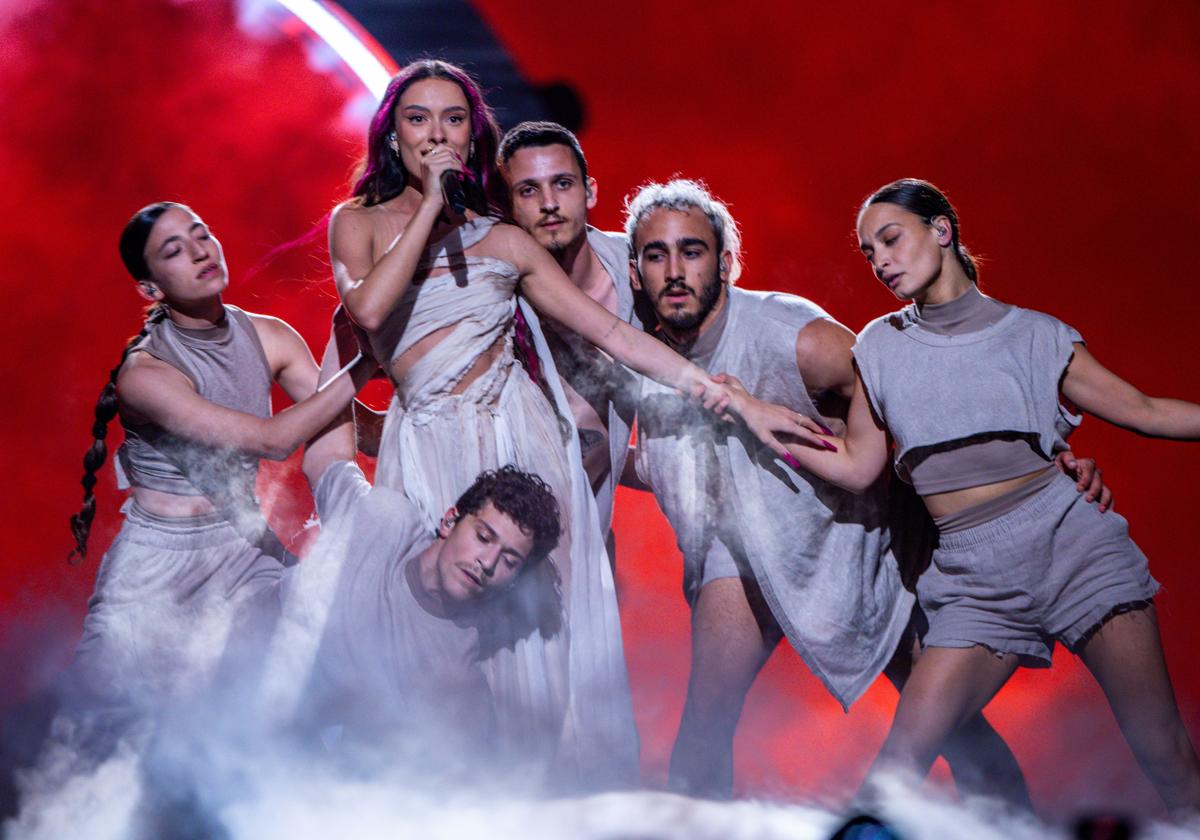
440 170 468 214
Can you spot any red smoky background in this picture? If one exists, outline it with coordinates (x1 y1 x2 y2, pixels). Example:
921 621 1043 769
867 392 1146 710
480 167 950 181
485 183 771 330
1 0 1198 821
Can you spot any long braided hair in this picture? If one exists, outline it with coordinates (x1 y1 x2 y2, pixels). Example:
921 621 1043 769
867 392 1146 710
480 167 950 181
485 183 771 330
67 202 182 563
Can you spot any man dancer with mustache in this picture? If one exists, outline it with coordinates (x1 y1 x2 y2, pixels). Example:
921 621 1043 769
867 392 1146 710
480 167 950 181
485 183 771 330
625 178 914 797
498 122 639 552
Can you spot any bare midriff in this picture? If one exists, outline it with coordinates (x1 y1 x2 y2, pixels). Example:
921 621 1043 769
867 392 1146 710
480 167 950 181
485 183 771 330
922 466 1055 519
388 326 507 397
131 486 217 516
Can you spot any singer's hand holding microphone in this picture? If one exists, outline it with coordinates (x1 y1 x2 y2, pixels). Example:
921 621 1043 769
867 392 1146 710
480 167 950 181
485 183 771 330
419 144 469 214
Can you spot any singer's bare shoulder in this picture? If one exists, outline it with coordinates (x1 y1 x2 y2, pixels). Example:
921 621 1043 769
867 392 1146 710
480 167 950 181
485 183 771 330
329 201 375 258
476 219 544 260
330 197 409 225
476 221 584 279
330 198 417 255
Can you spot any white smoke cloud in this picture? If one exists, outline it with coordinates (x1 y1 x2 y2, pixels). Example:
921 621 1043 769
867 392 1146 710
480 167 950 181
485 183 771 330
9 673 1192 840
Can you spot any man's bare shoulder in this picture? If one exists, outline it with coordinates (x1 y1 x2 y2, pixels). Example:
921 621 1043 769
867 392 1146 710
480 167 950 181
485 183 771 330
794 316 857 396
795 317 856 362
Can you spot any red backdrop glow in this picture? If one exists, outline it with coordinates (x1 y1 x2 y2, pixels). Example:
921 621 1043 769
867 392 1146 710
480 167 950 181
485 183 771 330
2 0 1198 820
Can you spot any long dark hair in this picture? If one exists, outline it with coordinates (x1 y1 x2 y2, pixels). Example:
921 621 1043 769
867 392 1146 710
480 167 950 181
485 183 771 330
862 178 979 283
351 59 504 213
67 203 178 563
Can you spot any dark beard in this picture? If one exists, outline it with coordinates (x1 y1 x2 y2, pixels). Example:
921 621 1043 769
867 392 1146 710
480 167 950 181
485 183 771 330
658 267 722 332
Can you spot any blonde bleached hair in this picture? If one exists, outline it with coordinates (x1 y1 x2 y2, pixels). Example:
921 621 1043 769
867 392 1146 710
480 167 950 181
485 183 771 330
623 178 743 284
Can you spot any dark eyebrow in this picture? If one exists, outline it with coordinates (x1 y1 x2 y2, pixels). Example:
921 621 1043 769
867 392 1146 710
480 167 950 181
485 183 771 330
400 104 467 113
639 239 668 256
516 172 575 188
157 221 205 255
676 237 709 250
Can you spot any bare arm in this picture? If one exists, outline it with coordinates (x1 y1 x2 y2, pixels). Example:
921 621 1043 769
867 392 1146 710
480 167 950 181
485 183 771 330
117 342 374 463
777 367 892 493
1062 343 1200 439
794 317 858 403
329 148 462 331
250 313 320 402
509 228 810 455
725 314 888 492
517 236 710 394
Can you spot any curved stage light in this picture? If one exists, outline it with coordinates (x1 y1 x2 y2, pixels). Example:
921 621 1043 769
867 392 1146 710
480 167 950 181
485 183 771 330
270 0 395 98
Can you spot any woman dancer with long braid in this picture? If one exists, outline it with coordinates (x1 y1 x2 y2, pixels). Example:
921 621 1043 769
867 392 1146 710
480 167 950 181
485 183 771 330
67 201 372 712
328 60 805 789
775 179 1200 817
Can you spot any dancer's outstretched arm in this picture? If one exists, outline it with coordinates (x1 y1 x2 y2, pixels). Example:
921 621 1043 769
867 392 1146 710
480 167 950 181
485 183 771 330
1063 343 1200 439
498 224 809 457
770 369 891 493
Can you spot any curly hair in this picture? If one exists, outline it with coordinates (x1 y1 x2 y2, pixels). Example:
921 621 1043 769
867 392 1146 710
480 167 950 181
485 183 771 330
453 465 561 564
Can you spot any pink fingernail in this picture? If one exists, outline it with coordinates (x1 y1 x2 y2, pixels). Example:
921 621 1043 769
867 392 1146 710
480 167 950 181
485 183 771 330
822 440 838 452
782 453 802 470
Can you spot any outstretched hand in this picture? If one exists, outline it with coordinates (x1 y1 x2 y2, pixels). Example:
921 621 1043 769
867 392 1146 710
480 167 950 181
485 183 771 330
707 372 834 463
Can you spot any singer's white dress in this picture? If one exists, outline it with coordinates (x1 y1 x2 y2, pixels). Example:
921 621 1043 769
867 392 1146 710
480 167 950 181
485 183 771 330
365 216 638 789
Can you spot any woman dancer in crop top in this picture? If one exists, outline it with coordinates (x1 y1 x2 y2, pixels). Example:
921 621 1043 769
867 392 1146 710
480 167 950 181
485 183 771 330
328 60 806 789
774 179 1200 817
66 202 373 711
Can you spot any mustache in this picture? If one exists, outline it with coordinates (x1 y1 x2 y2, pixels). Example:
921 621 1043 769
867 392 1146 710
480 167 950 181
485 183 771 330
659 280 694 300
